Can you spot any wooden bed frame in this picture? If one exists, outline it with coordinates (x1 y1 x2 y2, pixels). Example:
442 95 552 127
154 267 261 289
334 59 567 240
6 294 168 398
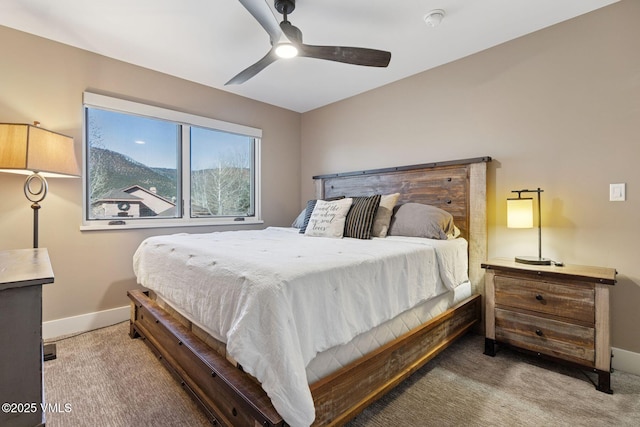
128 156 491 426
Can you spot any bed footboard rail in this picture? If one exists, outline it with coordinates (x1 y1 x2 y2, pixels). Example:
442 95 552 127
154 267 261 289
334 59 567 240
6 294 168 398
128 289 284 427
310 294 481 426
129 289 480 427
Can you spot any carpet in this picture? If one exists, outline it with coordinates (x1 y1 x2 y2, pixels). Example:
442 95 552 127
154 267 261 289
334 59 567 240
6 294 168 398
43 322 640 426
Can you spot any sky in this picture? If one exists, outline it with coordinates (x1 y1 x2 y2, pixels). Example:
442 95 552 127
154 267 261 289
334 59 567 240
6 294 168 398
87 108 252 170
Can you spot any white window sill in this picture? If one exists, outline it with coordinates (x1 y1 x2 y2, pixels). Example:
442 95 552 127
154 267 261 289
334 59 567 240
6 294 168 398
80 218 264 231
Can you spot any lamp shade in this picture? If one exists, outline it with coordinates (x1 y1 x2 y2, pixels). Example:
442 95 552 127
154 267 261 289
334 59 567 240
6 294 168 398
0 123 79 178
507 197 533 228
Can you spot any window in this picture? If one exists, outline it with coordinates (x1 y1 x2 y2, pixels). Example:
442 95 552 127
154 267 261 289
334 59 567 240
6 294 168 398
82 92 262 230
190 126 256 217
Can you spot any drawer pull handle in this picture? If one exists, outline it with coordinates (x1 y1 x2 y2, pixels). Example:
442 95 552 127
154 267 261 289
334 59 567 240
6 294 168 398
535 294 544 301
535 329 544 337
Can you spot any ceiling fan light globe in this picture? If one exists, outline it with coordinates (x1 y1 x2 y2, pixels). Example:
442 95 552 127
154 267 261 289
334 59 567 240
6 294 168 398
275 43 298 58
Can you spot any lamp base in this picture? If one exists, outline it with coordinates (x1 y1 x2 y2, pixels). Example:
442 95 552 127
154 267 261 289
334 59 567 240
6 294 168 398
515 255 552 266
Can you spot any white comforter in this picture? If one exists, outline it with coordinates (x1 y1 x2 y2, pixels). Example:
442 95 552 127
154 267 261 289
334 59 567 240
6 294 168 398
133 227 468 427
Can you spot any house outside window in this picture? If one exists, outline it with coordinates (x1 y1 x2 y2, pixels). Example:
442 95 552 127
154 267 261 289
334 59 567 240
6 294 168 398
81 92 262 230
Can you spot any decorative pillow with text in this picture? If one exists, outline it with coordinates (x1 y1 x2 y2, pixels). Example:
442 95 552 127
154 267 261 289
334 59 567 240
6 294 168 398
299 196 345 234
304 198 353 238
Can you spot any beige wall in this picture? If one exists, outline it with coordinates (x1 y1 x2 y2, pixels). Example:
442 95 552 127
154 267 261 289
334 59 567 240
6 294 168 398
0 26 301 321
301 0 640 352
1 2 638 355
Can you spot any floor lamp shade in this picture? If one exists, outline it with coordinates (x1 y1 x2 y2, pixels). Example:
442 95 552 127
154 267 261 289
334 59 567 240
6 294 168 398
0 122 79 248
507 198 533 228
0 123 79 177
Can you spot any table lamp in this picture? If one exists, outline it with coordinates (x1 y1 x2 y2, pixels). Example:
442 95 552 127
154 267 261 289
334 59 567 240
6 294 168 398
507 188 551 265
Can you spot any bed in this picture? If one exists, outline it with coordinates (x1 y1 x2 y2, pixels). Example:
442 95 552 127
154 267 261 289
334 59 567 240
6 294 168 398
128 156 490 426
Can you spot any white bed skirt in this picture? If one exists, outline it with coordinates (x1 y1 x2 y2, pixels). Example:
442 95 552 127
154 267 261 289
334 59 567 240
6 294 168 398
306 281 471 382
154 281 472 385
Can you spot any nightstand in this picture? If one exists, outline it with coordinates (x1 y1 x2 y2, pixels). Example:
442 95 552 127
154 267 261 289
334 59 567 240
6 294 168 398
0 248 54 427
482 258 616 393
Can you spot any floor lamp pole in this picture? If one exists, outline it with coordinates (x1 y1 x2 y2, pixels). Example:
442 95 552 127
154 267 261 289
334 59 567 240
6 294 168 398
31 202 40 249
24 173 47 250
24 173 57 361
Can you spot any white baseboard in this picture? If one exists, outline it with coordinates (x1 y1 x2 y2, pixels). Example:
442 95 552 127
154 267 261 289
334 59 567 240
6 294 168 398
43 305 129 340
612 347 640 376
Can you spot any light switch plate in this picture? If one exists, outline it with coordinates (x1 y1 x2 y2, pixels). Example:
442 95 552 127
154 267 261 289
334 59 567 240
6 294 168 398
610 183 626 201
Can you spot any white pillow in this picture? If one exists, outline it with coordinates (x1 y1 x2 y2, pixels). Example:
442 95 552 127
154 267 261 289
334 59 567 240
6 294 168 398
304 198 353 238
448 225 461 240
371 193 400 238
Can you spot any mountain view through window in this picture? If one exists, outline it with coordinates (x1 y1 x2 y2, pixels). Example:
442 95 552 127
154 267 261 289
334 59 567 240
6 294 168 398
86 107 255 222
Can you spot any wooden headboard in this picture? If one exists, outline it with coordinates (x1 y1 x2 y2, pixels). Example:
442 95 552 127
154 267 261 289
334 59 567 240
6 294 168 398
313 156 491 294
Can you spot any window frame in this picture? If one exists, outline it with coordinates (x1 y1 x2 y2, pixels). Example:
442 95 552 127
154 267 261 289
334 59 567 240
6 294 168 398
81 92 262 231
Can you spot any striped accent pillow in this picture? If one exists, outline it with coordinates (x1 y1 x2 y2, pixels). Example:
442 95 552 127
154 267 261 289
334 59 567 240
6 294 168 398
344 194 382 239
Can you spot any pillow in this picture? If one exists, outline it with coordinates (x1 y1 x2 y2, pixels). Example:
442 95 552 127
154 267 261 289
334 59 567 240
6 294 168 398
388 203 455 240
371 193 400 238
299 196 345 234
299 200 318 234
291 208 306 228
344 194 382 239
304 198 353 238
448 225 461 240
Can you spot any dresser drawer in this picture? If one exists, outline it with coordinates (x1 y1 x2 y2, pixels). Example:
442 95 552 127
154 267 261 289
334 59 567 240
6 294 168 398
495 308 595 365
495 275 595 323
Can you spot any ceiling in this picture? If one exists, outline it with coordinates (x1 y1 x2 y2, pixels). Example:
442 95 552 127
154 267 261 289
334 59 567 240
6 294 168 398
0 0 619 113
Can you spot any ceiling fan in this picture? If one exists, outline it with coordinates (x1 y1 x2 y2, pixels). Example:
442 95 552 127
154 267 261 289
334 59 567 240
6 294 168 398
226 0 392 85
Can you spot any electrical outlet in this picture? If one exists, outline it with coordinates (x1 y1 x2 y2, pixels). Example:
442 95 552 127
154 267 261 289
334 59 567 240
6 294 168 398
610 183 626 201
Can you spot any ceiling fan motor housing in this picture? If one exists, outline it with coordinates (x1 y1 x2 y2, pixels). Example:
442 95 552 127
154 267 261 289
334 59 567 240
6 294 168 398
275 0 296 15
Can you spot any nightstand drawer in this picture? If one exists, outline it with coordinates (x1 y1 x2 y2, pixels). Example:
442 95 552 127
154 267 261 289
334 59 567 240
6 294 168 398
495 308 595 365
495 275 594 323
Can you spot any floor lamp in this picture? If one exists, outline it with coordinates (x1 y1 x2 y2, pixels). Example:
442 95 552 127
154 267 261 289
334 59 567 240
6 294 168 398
0 122 79 360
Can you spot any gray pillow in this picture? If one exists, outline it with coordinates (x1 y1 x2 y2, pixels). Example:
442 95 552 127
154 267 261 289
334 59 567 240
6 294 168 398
291 208 306 228
388 203 455 240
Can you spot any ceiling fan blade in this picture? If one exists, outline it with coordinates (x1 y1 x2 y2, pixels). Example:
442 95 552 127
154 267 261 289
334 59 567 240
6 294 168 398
298 44 391 67
239 0 283 44
225 49 278 85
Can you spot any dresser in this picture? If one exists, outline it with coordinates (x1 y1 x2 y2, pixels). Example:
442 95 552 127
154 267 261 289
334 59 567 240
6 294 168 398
482 258 616 393
0 248 54 427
